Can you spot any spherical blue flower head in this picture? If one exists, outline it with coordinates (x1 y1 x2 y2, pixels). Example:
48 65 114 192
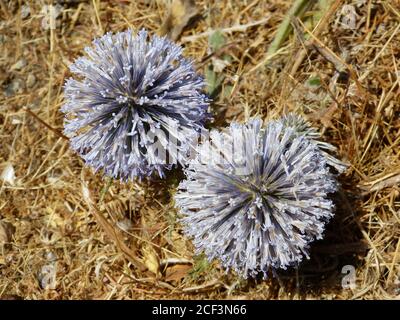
175 118 338 278
279 113 348 173
62 29 211 180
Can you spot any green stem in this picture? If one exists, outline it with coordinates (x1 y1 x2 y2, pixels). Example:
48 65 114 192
267 0 316 56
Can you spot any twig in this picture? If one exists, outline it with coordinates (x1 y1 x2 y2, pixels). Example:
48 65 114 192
358 23 400 82
181 279 223 293
181 17 271 43
267 0 313 56
197 41 238 66
81 179 147 272
246 46 289 75
296 18 368 97
159 258 193 268
290 0 342 76
386 238 400 287
92 0 103 34
360 173 400 194
23 107 68 140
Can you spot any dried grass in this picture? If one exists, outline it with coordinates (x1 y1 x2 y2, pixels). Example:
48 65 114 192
0 0 399 299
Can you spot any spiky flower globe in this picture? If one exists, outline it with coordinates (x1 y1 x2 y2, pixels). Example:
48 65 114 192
280 113 347 173
175 118 338 278
62 29 210 180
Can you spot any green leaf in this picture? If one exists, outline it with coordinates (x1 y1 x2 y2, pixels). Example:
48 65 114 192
222 53 232 63
189 253 210 279
307 76 321 87
223 84 233 98
208 29 226 52
205 65 221 96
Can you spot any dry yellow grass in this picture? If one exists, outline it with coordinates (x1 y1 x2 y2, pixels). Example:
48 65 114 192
0 0 399 299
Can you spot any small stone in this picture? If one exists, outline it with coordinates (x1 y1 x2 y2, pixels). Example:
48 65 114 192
11 59 27 71
21 5 30 19
116 218 133 232
26 74 36 88
0 163 16 185
38 263 57 290
45 251 57 262
4 79 24 96
11 117 23 125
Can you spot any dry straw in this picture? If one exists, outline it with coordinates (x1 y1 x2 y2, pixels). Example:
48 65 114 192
0 0 399 299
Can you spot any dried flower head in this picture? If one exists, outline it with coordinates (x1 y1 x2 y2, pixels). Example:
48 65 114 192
62 29 210 180
280 113 347 173
175 118 338 278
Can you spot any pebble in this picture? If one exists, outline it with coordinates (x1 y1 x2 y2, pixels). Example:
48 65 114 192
38 263 57 289
0 163 16 185
4 79 24 97
116 218 133 232
20 5 30 19
10 58 27 71
26 74 36 88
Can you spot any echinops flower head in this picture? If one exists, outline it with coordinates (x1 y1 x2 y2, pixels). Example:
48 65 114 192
175 118 338 278
62 29 210 180
279 113 348 173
